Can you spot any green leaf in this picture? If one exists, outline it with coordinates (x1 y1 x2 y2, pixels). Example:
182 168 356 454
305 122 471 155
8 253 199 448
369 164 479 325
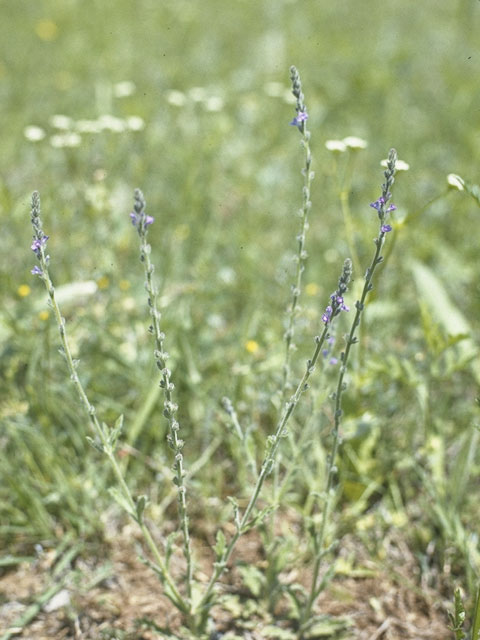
241 506 275 533
411 261 480 383
471 584 480 640
464 180 480 207
302 614 353 638
213 529 226 560
262 625 296 639
108 414 124 449
108 487 135 518
86 436 104 453
135 494 149 522
236 564 265 598
448 588 466 639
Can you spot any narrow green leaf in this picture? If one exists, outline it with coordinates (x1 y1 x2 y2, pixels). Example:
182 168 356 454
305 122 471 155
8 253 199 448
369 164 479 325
135 494 149 522
108 487 135 518
470 584 480 640
213 529 226 560
411 261 480 383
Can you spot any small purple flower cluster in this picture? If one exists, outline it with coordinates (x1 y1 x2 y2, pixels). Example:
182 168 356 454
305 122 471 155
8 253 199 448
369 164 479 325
289 111 308 128
322 335 338 365
30 192 49 277
289 66 309 132
322 294 350 325
369 192 397 234
321 258 353 326
130 188 154 236
130 211 154 229
369 196 396 213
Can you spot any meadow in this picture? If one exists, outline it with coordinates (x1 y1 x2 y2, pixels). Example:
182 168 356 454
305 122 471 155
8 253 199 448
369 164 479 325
1 1 480 638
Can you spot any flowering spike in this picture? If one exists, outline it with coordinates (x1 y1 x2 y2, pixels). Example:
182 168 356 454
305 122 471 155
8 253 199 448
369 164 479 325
321 259 352 325
130 188 154 234
289 66 308 132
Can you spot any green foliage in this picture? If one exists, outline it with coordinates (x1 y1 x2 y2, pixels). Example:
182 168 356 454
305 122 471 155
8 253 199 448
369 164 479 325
2 0 480 636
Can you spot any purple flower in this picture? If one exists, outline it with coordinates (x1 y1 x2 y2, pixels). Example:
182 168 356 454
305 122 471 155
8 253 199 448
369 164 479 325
381 224 392 233
289 111 308 127
329 357 338 366
31 265 43 276
369 197 385 211
31 235 48 255
386 204 397 213
130 211 154 229
321 305 333 324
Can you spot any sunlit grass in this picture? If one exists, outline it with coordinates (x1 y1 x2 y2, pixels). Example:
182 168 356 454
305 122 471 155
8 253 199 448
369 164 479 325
1 0 480 636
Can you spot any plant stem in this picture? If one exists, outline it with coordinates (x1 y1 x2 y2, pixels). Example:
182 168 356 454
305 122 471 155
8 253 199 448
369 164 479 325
299 150 398 634
133 189 194 602
30 192 187 613
195 324 329 617
283 65 314 396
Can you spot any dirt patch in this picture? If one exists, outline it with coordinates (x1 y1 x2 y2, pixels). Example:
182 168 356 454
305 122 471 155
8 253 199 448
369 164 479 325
0 525 452 639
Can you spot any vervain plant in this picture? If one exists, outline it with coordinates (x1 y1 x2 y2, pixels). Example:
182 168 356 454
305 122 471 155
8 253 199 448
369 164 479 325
282 65 313 397
448 586 480 640
29 66 398 637
262 65 315 614
298 149 398 636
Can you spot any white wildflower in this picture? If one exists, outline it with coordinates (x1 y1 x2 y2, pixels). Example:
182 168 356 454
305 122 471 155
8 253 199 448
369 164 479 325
381 158 410 171
49 114 73 129
75 119 102 133
447 174 465 191
343 136 368 150
24 125 46 141
98 115 126 132
166 90 187 107
126 116 145 131
50 132 81 148
325 139 347 153
113 81 136 98
204 96 224 112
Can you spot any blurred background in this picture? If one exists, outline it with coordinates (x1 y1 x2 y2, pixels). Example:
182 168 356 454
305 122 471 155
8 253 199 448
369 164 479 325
1 0 480 596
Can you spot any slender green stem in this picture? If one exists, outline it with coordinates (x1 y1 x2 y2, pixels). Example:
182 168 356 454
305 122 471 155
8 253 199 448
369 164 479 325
133 189 194 602
339 188 361 278
30 193 187 613
300 150 398 633
222 396 257 477
195 324 330 615
283 128 313 395
283 65 314 396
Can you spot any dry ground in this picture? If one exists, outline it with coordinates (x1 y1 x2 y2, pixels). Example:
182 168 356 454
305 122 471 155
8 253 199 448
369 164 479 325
0 522 452 640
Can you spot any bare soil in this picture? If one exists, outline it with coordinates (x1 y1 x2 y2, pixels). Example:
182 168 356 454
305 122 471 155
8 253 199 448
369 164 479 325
0 523 452 640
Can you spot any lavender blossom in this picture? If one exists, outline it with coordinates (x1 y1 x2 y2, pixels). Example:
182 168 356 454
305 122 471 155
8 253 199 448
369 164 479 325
289 65 309 132
289 111 308 127
130 189 155 235
369 149 398 232
30 191 50 276
321 259 353 325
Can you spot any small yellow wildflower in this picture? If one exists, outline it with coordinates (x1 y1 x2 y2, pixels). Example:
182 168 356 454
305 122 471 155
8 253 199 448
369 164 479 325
17 284 31 297
35 19 58 41
245 340 259 354
38 310 50 321
97 275 110 290
305 282 319 297
119 279 131 291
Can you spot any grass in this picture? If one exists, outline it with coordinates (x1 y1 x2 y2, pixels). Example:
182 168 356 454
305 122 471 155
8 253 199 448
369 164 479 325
1 1 480 637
